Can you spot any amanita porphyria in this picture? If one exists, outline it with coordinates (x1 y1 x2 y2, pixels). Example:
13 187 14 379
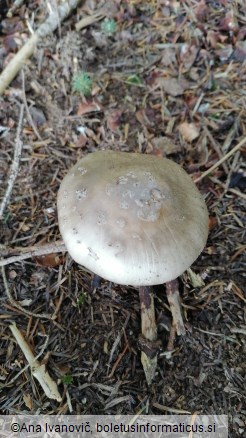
57 151 209 383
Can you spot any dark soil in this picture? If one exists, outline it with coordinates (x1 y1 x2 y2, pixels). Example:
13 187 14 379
0 1 245 437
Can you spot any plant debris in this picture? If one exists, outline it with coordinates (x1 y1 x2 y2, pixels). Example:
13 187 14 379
0 1 245 436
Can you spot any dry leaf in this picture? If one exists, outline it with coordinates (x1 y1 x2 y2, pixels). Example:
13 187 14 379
233 41 246 62
187 268 205 288
29 106 47 126
34 253 62 267
219 11 238 32
106 109 123 132
194 0 208 21
152 137 181 155
161 48 177 66
77 100 103 116
209 216 218 231
23 393 33 410
215 45 233 62
206 30 220 49
178 122 200 142
135 108 154 127
180 44 199 71
156 77 190 96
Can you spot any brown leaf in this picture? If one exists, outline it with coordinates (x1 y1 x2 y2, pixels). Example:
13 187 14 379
180 45 199 71
156 77 190 96
178 122 200 142
135 108 154 127
77 99 103 116
152 137 181 156
29 107 47 126
209 216 218 231
161 48 177 67
233 41 246 62
215 45 233 62
23 394 33 410
207 30 220 49
106 109 123 132
3 34 20 52
219 11 238 32
194 0 208 21
34 253 63 267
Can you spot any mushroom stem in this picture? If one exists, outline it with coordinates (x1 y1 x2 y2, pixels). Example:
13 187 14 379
166 279 185 336
139 286 158 384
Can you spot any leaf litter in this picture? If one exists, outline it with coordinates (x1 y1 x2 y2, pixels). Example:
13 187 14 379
0 1 245 435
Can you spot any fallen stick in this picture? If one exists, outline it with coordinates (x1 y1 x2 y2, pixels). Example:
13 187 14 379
0 0 82 95
0 104 24 219
195 137 246 183
0 240 66 267
9 322 62 402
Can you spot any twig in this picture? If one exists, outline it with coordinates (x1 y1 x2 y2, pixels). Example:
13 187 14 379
203 126 228 174
209 176 246 200
75 12 105 31
9 322 62 402
108 344 129 379
0 0 83 95
0 105 24 220
7 0 25 17
0 240 66 267
0 33 39 95
4 329 49 387
21 70 42 140
195 137 246 183
152 402 191 414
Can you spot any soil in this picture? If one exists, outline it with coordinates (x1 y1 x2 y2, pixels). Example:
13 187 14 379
0 1 245 437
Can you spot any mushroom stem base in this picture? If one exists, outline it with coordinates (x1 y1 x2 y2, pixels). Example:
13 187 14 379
166 279 185 336
139 286 158 385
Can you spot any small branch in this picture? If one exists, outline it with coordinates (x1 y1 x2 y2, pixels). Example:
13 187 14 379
195 137 246 183
0 240 66 267
203 126 228 174
166 279 185 336
0 0 82 95
0 34 39 95
9 322 62 402
75 12 105 31
0 104 24 220
7 0 25 17
21 70 42 140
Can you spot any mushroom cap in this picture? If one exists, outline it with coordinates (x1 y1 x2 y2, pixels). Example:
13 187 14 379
57 151 208 286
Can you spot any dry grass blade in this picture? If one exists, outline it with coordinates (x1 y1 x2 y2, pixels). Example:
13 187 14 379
195 137 246 182
9 323 62 402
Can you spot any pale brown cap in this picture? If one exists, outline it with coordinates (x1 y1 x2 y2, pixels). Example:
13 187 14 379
57 151 208 286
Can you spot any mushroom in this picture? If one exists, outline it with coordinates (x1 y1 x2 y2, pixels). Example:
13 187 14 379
57 151 209 383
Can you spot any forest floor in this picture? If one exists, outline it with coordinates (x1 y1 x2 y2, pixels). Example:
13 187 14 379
0 1 245 437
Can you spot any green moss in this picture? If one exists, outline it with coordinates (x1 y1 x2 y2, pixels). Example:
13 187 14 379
77 292 86 306
72 71 92 96
101 19 117 34
61 374 73 385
